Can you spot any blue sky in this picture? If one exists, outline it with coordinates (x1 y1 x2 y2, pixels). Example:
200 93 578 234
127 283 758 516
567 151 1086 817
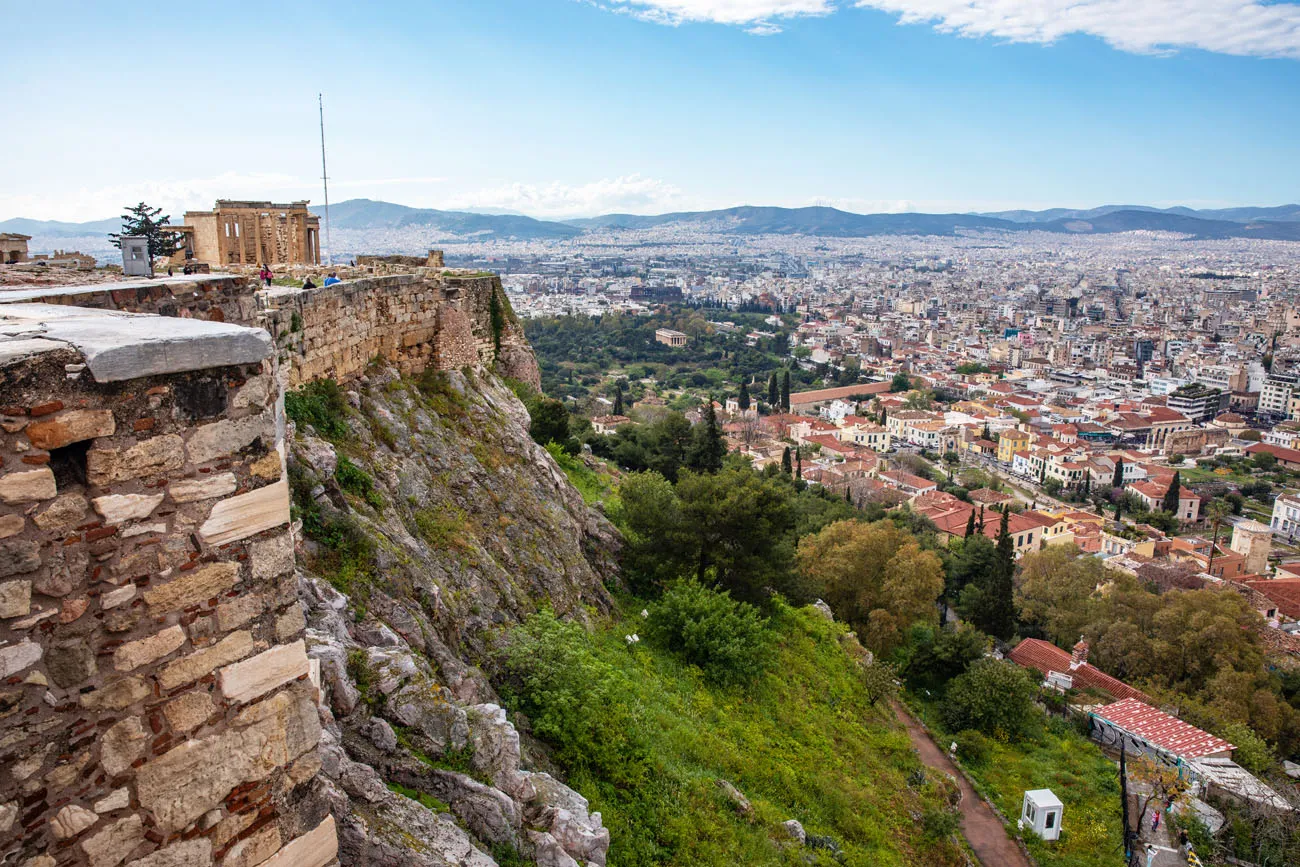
3 0 1298 221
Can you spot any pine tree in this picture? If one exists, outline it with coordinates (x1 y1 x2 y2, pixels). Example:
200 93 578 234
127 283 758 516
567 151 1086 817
781 446 793 475
738 381 750 412
781 370 791 412
109 202 183 270
1162 471 1182 515
687 399 725 474
964 509 976 538
1112 457 1124 490
768 373 779 408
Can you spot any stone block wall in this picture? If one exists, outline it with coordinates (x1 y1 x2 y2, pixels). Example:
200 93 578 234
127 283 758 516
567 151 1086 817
0 340 335 866
2 276 259 327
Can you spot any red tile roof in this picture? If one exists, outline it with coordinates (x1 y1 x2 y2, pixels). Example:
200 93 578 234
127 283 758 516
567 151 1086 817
1094 698 1234 759
1242 578 1300 620
789 381 892 405
1008 639 1151 703
1247 442 1300 465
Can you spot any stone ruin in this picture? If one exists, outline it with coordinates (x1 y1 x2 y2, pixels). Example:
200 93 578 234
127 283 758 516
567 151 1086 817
0 269 539 867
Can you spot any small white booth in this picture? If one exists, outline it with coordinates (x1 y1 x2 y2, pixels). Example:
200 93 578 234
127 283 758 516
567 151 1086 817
121 236 151 277
1021 789 1063 841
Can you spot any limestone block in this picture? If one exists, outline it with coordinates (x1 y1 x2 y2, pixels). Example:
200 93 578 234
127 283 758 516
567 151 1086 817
33 493 87 532
101 584 137 610
257 815 337 867
114 625 185 671
101 717 149 776
157 630 253 691
232 376 271 410
0 639 42 677
22 856 56 867
162 690 214 733
186 412 273 465
0 540 41 578
92 493 164 525
0 579 32 618
0 468 57 504
274 605 306 642
52 803 100 839
143 562 240 613
87 435 184 485
167 473 237 504
0 801 15 834
46 639 97 687
26 409 116 450
249 531 294 582
218 639 309 704
0 513 25 538
122 838 211 867
220 823 280 867
198 480 289 546
79 814 144 867
121 522 167 539
216 594 264 631
94 788 130 813
81 676 152 710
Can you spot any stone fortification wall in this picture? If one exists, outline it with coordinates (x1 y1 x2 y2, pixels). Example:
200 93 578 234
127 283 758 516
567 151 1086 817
0 276 259 327
0 308 336 867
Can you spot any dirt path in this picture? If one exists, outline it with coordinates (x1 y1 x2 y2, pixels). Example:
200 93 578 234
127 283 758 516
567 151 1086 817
892 701 1033 867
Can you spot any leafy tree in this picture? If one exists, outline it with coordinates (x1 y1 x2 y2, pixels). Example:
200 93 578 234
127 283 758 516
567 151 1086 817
860 661 899 707
1217 722 1274 775
968 509 1016 639
1128 756 1190 829
941 658 1039 741
904 623 989 689
686 400 725 473
1251 451 1278 471
529 398 577 454
946 533 997 602
1015 545 1104 645
109 202 183 266
738 380 750 412
1162 471 1182 516
646 580 771 686
781 370 791 412
614 471 691 592
1112 457 1124 490
797 520 944 654
890 372 913 393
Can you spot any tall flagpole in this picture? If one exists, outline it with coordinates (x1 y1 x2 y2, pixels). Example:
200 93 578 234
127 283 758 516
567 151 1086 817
318 93 332 266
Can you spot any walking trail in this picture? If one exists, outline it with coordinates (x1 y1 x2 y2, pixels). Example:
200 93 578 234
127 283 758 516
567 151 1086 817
892 701 1032 867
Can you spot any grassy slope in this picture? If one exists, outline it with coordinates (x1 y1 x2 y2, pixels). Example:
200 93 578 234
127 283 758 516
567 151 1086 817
546 606 970 867
908 696 1124 867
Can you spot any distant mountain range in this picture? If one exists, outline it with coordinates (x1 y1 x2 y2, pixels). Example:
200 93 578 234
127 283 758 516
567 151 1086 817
6 199 1300 243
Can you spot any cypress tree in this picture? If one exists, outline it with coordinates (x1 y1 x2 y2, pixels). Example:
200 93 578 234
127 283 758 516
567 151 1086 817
964 509 976 538
687 400 725 473
781 370 791 412
781 446 792 475
1111 456 1124 489
980 508 1017 639
1162 471 1182 515
977 505 985 533
612 388 624 416
845 487 853 503
738 381 750 412
880 406 888 427
768 373 779 408
796 450 803 480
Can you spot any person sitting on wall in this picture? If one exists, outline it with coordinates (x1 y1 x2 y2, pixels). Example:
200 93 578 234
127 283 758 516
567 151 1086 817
323 271 342 286
302 277 317 290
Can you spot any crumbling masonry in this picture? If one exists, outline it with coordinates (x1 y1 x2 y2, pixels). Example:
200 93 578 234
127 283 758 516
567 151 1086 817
0 270 538 866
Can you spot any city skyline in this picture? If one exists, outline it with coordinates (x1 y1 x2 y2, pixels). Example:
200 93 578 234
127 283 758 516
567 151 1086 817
3 0 1298 222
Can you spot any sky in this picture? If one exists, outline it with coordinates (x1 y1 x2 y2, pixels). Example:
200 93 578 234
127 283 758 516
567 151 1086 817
2 0 1299 222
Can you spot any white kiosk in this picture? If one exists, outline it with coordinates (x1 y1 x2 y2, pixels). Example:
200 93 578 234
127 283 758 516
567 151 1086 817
121 236 151 277
1021 789 1063 841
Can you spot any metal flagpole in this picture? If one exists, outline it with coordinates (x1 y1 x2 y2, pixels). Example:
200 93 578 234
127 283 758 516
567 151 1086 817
319 93 332 266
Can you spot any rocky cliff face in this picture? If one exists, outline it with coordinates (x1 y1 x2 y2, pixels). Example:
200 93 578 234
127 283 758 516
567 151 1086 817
286 363 619 866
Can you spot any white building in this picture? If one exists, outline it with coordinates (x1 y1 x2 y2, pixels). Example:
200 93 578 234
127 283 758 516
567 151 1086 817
1021 790 1063 842
1272 494 1300 537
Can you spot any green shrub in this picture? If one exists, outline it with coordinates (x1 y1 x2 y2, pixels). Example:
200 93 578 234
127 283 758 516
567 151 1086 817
941 658 1040 741
285 379 351 440
413 506 468 549
336 456 384 510
921 807 960 841
954 729 992 766
386 781 448 813
645 580 771 687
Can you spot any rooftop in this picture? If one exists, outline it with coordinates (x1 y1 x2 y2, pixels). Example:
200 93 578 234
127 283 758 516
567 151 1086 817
1094 698 1235 759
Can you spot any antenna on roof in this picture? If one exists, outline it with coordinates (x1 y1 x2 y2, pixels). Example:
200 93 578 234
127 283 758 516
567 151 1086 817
318 93 332 266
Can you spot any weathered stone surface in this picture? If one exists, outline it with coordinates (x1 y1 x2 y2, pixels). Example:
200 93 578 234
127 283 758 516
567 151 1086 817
0 639 42 677
101 584 137 610
275 605 306 642
198 480 290 546
101 717 149 776
92 493 164 525
186 412 273 466
298 437 337 478
26 409 116 450
259 816 336 867
143 562 240 613
368 718 398 753
467 703 527 798
249 531 294 582
94 788 130 813
0 513 24 538
0 579 32 618
35 544 85 597
52 803 99 839
389 681 469 753
32 492 87 531
157 630 253 691
136 688 318 832
114 625 185 671
79 813 145 867
167 473 237 504
782 818 806 843
232 376 271 411
81 676 151 710
162 690 213 733
46 639 98 688
216 594 264 631
0 468 57 504
219 824 279 867
22 856 57 867
0 539 41 578
0 800 16 834
122 838 211 867
87 435 184 485
528 830 581 867
60 596 89 623
218 639 309 704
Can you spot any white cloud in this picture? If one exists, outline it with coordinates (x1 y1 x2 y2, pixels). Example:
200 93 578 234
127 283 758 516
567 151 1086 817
855 1 1300 59
442 174 687 218
596 0 1300 58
